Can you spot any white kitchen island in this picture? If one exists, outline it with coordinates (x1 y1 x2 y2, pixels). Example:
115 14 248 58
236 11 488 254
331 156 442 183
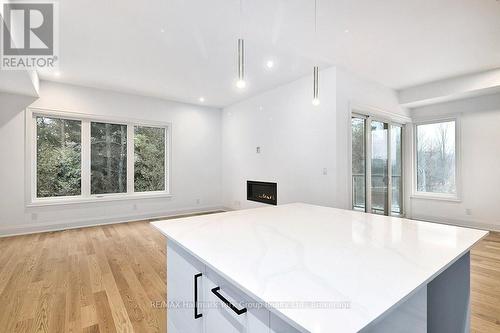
151 203 488 333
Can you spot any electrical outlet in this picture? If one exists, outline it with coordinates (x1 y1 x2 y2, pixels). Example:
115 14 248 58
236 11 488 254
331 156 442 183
256 146 261 154
465 208 472 216
322 168 328 175
196 199 200 205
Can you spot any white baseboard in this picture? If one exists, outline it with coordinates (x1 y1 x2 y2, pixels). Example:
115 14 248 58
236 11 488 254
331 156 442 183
0 205 227 238
5 206 496 238
411 214 500 232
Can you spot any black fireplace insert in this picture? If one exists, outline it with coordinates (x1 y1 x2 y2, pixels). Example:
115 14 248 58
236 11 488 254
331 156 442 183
247 181 277 205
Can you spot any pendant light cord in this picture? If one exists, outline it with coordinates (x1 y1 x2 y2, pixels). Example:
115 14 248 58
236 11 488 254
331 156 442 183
239 0 243 38
314 0 318 58
314 0 317 35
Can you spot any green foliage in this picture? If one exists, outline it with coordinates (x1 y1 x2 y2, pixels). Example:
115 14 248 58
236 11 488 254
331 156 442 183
90 122 127 194
134 126 166 192
36 118 166 198
36 117 81 197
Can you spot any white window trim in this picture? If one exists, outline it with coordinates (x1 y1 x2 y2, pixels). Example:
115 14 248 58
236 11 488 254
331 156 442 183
25 107 172 207
411 116 461 202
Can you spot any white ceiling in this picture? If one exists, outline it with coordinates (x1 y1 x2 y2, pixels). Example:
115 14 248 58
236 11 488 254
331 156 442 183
38 0 500 108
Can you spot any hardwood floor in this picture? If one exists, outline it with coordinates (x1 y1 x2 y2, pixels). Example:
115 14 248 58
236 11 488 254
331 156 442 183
471 232 500 333
0 221 167 333
0 220 499 333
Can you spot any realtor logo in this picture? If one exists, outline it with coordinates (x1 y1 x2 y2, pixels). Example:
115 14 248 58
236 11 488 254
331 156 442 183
1 1 59 69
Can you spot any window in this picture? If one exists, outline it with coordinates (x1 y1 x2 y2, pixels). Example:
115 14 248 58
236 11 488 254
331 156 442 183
351 117 366 211
36 116 82 197
28 109 170 205
351 113 405 216
134 126 166 192
415 120 457 197
91 122 128 194
371 121 389 214
391 125 403 214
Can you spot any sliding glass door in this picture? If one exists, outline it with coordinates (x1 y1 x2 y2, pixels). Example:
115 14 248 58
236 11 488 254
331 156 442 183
351 115 404 216
391 125 403 215
351 117 366 212
371 121 389 215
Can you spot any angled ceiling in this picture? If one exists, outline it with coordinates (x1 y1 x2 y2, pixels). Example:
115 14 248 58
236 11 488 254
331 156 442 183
399 68 500 108
38 0 500 107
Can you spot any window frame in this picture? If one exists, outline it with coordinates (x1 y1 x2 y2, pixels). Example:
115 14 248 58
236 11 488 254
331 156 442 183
411 116 461 202
348 103 410 218
133 125 168 194
25 107 172 207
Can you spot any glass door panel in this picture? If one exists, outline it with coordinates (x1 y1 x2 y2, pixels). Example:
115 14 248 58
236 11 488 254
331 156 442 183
351 117 366 211
391 125 403 215
351 115 404 216
371 121 388 215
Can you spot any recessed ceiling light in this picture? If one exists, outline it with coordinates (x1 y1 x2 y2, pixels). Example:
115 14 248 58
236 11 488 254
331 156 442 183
344 29 349 33
54 71 61 77
160 28 165 33
199 97 205 103
266 60 274 69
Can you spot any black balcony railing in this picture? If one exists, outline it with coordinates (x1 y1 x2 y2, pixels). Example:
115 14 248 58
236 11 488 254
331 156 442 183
352 174 402 214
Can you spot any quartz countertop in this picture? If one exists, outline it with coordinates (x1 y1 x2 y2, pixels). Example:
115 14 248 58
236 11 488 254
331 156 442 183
151 203 488 333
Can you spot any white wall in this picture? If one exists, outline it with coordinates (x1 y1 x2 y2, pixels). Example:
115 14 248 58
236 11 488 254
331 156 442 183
0 92 38 234
222 67 338 209
409 93 500 231
221 66 408 210
0 81 222 236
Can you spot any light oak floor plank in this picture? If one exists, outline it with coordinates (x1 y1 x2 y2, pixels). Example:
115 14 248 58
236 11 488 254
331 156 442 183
0 220 168 333
471 232 500 332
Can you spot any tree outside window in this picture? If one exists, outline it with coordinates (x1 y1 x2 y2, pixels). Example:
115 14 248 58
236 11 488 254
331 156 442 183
416 120 456 195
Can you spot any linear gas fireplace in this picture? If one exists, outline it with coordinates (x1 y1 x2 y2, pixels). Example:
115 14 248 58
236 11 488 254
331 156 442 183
247 181 277 205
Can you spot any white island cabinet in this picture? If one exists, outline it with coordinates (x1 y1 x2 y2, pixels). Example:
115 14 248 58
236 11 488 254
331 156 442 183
166 242 205 333
167 241 281 333
153 203 488 333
